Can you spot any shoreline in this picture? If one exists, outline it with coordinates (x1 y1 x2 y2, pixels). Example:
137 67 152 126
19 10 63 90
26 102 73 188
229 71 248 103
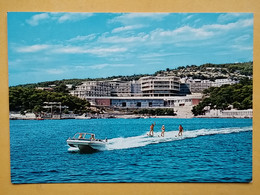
9 114 252 120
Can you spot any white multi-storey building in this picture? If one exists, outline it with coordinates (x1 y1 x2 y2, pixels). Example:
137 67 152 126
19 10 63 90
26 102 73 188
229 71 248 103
185 78 238 93
212 79 238 87
186 79 213 93
139 76 180 97
109 80 132 97
130 80 142 96
70 81 111 99
70 80 141 98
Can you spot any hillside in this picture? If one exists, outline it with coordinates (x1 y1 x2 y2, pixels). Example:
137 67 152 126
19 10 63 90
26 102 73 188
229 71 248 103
157 61 252 81
15 62 252 88
192 77 252 116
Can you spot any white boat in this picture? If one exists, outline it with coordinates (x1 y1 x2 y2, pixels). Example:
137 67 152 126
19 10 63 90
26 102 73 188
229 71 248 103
67 133 107 152
74 114 91 119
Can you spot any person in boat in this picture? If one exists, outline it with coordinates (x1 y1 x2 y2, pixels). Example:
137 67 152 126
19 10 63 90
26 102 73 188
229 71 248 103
178 125 183 136
78 133 83 139
161 125 165 137
90 134 95 141
148 122 156 136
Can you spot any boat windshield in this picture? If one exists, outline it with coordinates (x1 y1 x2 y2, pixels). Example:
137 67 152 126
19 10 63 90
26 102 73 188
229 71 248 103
72 133 94 140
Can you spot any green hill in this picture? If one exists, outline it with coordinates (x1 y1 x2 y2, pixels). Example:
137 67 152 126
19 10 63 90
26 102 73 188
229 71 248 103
192 78 252 116
14 61 252 88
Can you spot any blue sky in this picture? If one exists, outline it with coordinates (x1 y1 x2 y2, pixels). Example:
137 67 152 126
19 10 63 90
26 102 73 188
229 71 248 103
8 12 253 86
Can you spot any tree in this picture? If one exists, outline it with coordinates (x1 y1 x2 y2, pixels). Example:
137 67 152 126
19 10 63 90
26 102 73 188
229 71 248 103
9 86 90 114
54 84 69 93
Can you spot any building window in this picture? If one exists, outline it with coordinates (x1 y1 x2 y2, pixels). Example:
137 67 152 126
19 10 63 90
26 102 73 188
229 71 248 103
137 102 141 107
122 102 126 107
149 102 152 107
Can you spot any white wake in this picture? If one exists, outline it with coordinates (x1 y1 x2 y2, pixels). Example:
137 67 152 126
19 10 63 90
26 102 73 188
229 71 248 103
105 126 252 151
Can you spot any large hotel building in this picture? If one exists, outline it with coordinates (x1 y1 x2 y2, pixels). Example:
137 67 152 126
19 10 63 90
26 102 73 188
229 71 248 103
70 76 202 109
140 76 180 97
70 76 238 109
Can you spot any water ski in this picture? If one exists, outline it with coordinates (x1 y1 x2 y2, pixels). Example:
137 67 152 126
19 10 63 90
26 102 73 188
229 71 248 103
147 134 154 137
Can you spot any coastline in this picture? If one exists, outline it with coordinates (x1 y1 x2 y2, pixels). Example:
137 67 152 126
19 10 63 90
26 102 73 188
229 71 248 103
9 112 252 120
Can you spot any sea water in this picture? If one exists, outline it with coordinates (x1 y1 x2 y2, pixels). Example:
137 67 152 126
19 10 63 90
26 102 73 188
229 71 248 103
9 118 252 183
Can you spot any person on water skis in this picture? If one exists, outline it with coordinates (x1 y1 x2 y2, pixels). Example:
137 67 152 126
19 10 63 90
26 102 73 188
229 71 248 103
161 125 165 137
148 122 156 136
178 125 183 136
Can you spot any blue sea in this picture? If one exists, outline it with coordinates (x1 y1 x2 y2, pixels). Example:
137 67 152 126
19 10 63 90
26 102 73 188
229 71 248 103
9 118 252 183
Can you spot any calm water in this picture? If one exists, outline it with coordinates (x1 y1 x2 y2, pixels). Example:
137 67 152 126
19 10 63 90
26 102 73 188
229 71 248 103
9 118 252 183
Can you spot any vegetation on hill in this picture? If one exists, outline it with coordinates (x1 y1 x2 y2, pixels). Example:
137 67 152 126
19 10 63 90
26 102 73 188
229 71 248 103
192 78 252 116
199 61 253 76
14 62 252 89
157 61 253 81
15 79 86 89
9 87 90 114
15 74 149 88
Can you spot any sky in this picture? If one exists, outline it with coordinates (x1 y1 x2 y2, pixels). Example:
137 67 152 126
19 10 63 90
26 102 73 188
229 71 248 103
8 12 253 86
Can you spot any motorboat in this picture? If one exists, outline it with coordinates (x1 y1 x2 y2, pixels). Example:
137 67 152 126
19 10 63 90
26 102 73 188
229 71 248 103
67 133 107 152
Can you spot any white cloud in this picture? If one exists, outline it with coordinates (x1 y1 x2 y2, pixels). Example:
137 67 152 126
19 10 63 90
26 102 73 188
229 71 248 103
118 13 169 20
149 18 253 44
26 13 50 26
54 46 127 56
99 33 149 43
234 34 250 43
56 13 93 23
112 24 145 33
240 18 254 27
204 18 253 31
86 48 128 55
89 64 109 69
231 45 253 51
26 12 93 26
139 52 187 59
16 44 50 53
174 26 213 37
182 14 194 22
89 63 134 69
150 26 213 43
194 19 201 23
217 13 252 23
111 64 134 67
45 68 65 75
15 43 127 57
110 13 170 24
67 34 96 42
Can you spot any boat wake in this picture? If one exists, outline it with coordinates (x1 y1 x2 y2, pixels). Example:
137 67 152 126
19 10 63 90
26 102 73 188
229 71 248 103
105 126 252 151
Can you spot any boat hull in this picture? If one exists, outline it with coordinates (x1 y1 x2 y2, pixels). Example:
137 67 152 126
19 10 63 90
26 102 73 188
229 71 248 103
67 139 106 152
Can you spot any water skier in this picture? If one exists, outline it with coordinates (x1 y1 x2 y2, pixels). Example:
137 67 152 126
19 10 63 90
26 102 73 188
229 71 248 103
178 125 183 136
161 125 165 137
148 122 156 136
